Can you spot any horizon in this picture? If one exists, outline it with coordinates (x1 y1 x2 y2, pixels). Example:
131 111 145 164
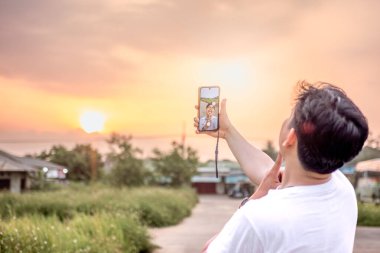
0 131 270 162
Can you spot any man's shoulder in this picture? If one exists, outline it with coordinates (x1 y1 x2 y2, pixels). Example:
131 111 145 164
330 169 356 194
332 169 351 185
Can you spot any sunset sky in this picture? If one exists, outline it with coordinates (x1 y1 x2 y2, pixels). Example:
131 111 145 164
0 0 379 160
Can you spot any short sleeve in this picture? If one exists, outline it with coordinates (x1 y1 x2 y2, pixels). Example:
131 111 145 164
207 209 263 253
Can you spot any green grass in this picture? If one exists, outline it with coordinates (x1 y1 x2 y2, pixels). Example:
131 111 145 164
358 203 380 226
0 213 151 253
0 185 198 225
0 185 198 252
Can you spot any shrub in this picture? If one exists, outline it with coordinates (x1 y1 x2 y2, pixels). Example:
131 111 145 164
0 186 198 252
129 187 197 227
0 186 198 226
0 213 153 253
358 203 380 226
0 192 74 221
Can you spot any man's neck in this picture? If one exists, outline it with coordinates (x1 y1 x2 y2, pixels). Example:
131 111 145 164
280 157 331 189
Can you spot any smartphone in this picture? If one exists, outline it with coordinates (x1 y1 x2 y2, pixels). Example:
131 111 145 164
198 86 220 132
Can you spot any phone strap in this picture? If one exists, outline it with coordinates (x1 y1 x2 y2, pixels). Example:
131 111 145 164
215 130 220 178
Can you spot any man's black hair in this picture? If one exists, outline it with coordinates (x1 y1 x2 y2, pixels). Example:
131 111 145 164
206 103 214 108
292 81 369 174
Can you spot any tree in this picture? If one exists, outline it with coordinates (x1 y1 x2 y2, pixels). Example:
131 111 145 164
262 141 278 160
70 144 103 181
151 141 199 187
34 145 75 177
106 133 148 186
33 144 103 182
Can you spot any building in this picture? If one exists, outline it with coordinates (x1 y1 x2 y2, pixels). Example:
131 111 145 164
191 160 255 196
0 150 38 193
191 166 230 194
355 159 380 203
0 150 68 193
19 157 68 181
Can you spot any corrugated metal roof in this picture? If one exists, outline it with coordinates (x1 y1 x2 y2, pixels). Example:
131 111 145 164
19 157 65 170
225 174 250 184
191 176 221 183
0 150 37 172
197 167 231 173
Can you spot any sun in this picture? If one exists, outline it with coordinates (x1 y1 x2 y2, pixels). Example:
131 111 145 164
79 111 106 133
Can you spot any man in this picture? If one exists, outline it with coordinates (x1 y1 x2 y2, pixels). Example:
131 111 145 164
199 102 218 131
194 81 368 253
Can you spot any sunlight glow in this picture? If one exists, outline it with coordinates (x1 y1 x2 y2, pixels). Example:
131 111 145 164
196 59 252 85
79 111 106 133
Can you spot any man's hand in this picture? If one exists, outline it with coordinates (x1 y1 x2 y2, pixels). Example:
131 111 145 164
250 154 283 200
200 233 219 253
193 98 275 185
194 99 231 139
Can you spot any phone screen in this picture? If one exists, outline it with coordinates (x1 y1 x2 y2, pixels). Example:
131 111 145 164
198 86 220 132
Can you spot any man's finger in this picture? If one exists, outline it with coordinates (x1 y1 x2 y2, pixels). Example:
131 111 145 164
194 117 199 123
195 105 199 110
270 153 283 174
220 99 227 116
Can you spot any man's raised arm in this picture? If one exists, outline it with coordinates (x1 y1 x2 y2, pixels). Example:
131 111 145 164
194 99 274 185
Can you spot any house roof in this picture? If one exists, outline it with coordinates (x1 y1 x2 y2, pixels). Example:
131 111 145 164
191 176 222 183
18 157 66 170
0 150 37 172
197 166 231 174
356 158 380 172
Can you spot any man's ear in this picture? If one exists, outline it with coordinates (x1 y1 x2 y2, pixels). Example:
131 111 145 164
282 128 297 147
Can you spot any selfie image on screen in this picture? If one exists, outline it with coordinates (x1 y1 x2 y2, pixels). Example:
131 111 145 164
199 87 219 131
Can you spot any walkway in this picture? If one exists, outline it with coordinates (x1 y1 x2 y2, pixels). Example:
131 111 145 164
150 195 380 253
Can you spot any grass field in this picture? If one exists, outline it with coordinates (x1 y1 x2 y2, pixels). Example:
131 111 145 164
0 185 198 253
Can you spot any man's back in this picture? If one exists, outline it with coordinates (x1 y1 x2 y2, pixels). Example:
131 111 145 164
207 170 357 253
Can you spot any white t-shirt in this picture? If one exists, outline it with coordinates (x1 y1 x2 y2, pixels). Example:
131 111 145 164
207 170 357 253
